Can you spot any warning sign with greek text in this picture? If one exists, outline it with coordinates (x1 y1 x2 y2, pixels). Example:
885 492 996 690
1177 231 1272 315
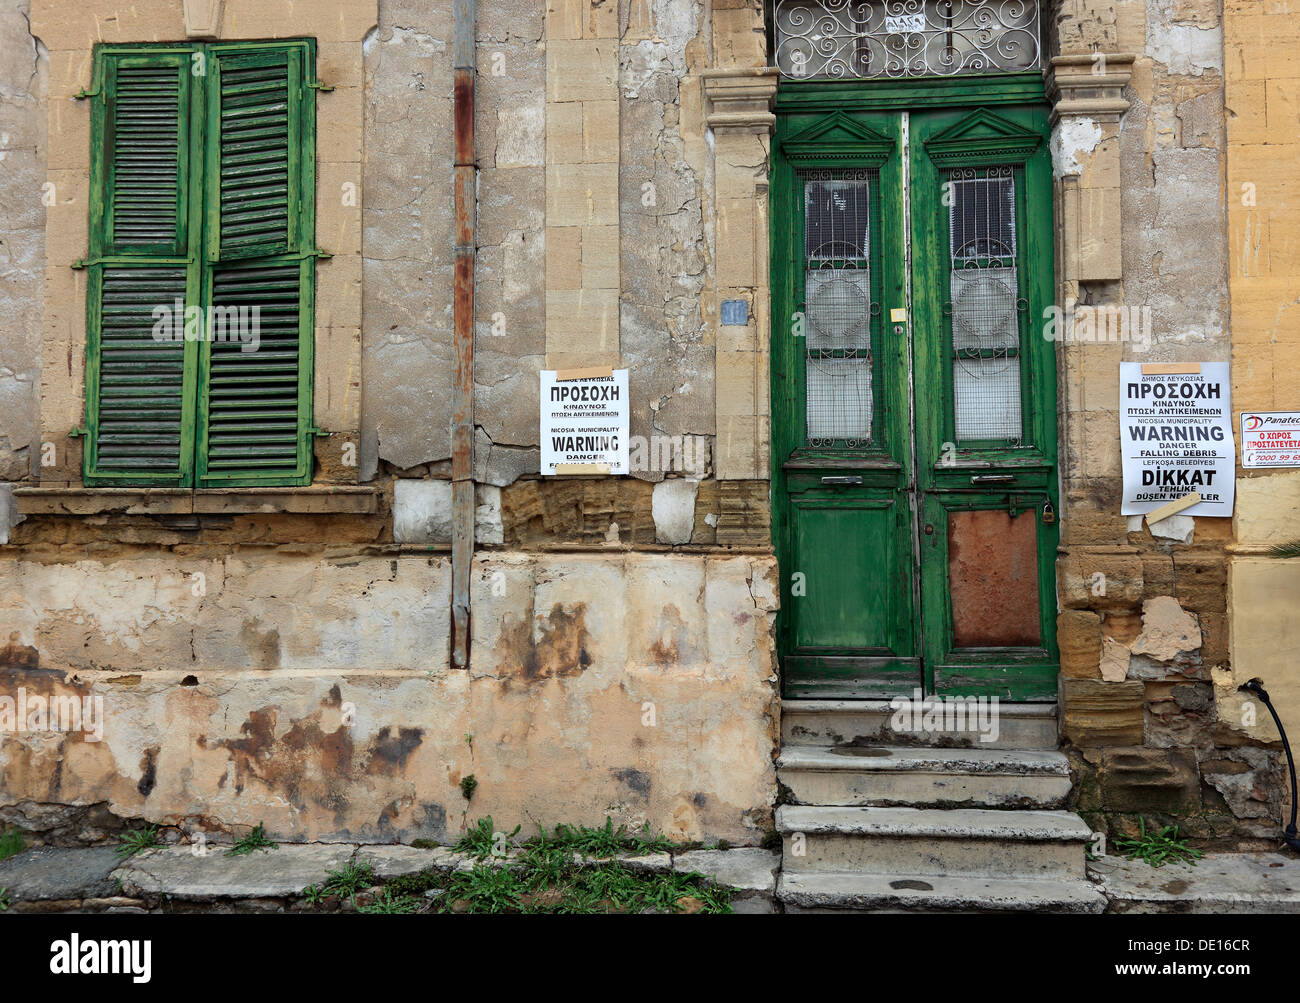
540 369 630 475
1241 412 1300 469
1120 362 1235 517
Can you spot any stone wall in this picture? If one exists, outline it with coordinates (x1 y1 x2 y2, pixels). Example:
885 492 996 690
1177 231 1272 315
1220 0 1300 819
1052 0 1289 844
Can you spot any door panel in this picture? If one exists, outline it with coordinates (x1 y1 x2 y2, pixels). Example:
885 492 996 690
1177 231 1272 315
910 105 1059 701
772 96 1058 700
772 110 919 698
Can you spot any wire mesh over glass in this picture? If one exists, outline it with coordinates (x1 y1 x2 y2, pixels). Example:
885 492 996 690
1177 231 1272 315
946 165 1024 443
800 169 881 447
774 0 1041 80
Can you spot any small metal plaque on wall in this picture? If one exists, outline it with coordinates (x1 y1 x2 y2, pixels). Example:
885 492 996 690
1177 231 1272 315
720 299 749 326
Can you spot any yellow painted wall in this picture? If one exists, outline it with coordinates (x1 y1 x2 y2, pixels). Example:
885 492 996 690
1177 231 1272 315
1226 0 1300 744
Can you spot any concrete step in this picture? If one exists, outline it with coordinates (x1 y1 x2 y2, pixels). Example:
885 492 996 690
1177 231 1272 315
776 805 1094 880
778 745 1072 808
781 699 1058 750
779 871 1106 914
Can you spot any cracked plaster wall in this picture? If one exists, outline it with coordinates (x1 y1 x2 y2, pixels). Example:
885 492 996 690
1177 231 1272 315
363 0 717 486
0 551 779 844
0 0 44 484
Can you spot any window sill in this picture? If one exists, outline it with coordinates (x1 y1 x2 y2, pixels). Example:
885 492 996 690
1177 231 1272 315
14 485 379 517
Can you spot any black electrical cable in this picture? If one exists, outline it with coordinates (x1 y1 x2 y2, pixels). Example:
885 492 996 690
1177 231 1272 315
1238 678 1300 851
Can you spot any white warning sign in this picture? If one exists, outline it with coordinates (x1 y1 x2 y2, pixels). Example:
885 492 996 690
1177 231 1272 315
1120 362 1235 518
540 368 630 475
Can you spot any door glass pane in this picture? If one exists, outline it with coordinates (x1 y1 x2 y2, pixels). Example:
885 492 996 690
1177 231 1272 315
800 168 880 447
774 0 1042 80
945 165 1024 444
947 508 1041 647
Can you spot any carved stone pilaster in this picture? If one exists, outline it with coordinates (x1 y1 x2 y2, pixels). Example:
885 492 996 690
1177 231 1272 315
1046 53 1135 124
1046 54 1135 284
702 67 780 135
702 68 779 481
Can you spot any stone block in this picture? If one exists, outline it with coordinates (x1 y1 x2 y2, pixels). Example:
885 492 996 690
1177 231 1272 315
392 479 452 544
1059 609 1102 679
1058 549 1144 610
1061 678 1146 746
651 478 699 545
1099 747 1202 814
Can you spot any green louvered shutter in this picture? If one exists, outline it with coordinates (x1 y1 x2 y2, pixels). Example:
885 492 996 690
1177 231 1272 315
85 52 199 485
196 43 314 486
84 41 315 488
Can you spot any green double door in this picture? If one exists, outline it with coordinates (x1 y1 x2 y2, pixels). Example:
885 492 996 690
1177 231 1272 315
771 98 1059 701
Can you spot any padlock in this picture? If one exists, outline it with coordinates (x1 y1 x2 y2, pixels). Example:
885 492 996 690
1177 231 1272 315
1042 500 1056 524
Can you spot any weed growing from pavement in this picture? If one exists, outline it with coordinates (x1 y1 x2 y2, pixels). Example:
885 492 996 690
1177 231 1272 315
308 859 376 906
453 815 520 860
117 824 162 858
304 817 734 915
1114 818 1204 868
0 829 23 861
357 887 421 914
227 822 277 856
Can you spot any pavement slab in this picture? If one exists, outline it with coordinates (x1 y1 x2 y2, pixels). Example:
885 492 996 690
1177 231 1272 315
1089 851 1300 913
0 846 123 902
114 844 359 900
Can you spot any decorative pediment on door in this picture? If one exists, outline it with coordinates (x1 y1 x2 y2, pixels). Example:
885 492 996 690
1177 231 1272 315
923 108 1042 165
780 112 896 167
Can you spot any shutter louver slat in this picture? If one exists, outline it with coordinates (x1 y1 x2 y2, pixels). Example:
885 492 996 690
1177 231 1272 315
218 58 292 257
109 65 183 249
203 264 303 475
94 267 188 474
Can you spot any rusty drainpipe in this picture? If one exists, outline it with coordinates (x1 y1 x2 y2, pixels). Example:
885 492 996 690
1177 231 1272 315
451 0 476 669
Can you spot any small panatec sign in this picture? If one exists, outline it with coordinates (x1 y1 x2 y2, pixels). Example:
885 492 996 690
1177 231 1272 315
540 368 630 475
1241 411 1300 469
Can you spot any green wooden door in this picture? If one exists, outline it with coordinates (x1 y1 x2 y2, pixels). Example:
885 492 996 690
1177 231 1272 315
772 94 1059 701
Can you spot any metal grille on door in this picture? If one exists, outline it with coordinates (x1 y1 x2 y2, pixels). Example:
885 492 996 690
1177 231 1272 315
945 165 1024 443
800 168 881 447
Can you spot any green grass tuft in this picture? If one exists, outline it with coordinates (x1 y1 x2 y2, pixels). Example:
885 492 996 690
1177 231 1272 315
226 822 277 856
116 824 162 859
1114 818 1203 868
306 859 376 905
0 829 24 861
358 887 421 914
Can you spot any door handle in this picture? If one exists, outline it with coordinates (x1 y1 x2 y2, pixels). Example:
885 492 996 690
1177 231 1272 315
821 475 863 486
970 474 1015 484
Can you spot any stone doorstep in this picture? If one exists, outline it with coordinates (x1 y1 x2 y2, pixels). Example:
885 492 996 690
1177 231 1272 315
779 872 1107 914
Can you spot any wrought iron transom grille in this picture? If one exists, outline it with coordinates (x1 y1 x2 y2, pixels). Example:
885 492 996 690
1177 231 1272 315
774 0 1042 80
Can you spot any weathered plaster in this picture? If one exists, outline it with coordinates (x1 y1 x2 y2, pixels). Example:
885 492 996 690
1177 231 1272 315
0 552 779 843
0 0 44 483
